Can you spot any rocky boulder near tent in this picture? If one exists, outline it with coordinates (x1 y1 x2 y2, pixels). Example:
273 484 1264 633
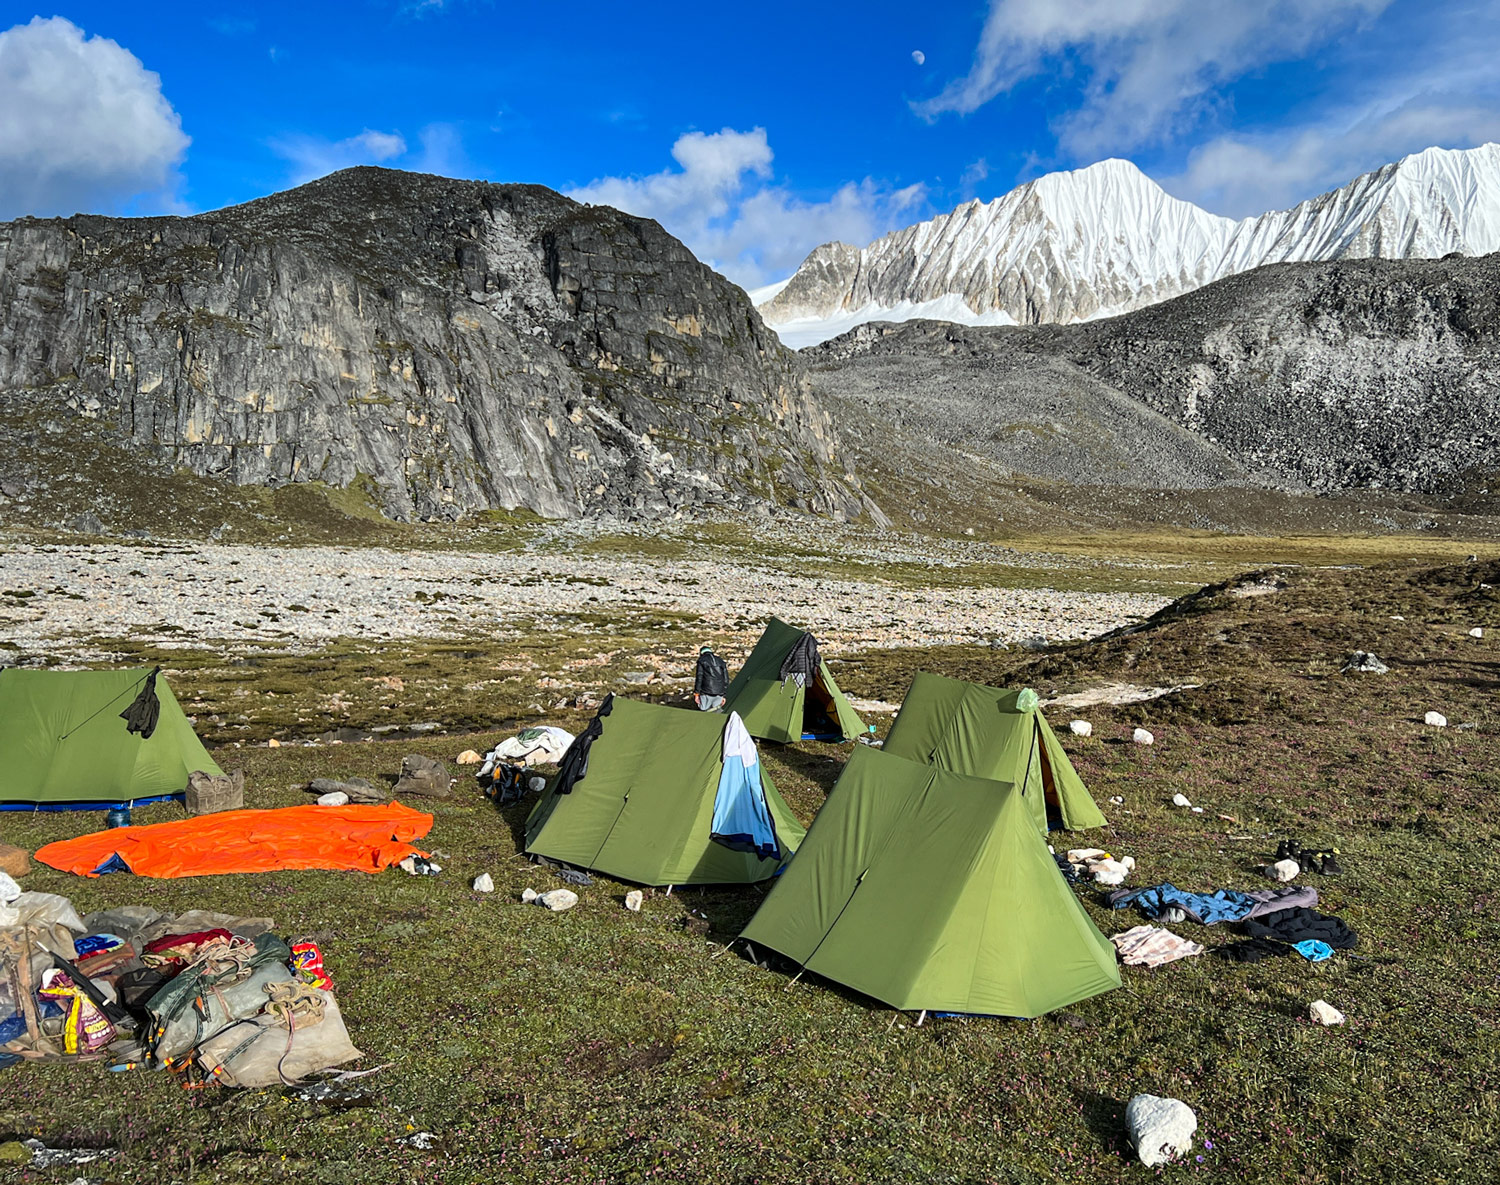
722 618 866 744
883 672 1106 831
524 696 805 886
740 745 1120 1018
0 667 222 810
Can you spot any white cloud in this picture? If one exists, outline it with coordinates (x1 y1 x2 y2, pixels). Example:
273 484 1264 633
916 0 1391 156
1163 11 1500 215
912 49 925 65
0 16 189 219
1168 102 1500 216
271 128 409 184
567 127 927 288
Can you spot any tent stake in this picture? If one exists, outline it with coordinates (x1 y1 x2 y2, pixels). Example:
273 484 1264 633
665 885 673 897
784 969 804 992
916 1010 927 1027
711 938 739 961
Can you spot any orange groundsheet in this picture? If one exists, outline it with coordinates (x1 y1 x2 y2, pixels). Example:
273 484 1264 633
36 802 434 878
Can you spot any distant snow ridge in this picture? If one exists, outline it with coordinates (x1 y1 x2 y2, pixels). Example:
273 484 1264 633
760 144 1500 347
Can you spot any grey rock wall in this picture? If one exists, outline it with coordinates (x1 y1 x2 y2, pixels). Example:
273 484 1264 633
0 167 863 522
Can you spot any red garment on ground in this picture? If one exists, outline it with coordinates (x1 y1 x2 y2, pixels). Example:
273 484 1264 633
36 803 433 879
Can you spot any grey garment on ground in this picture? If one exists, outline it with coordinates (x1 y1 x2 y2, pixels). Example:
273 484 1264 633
1104 883 1318 922
308 776 387 804
696 694 726 712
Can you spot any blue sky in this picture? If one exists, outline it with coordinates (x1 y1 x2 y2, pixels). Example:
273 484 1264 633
2 1 1498 286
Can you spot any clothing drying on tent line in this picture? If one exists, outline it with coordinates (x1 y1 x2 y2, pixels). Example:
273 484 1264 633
0 667 222 811
722 619 867 744
524 695 804 886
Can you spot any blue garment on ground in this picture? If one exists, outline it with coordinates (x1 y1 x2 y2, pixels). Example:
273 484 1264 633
1293 940 1334 962
1109 882 1259 925
711 714 782 862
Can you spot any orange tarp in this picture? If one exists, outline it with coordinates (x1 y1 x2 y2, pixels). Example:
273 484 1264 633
36 803 434 879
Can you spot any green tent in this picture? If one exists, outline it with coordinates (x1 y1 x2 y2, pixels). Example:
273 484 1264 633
525 697 806 886
883 672 1105 832
740 745 1120 1018
722 618 865 744
0 667 222 808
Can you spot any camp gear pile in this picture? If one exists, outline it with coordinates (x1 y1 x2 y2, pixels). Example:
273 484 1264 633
35 803 433 879
1 887 359 1087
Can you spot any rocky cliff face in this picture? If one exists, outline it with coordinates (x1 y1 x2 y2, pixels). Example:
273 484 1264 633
813 251 1500 496
0 167 866 523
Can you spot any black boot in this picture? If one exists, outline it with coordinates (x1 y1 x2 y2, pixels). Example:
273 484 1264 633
1275 840 1290 861
1319 850 1343 876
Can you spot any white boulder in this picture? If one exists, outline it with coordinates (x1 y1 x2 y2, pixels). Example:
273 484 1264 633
1069 720 1093 737
1469 628 1484 639
1425 711 1448 728
1133 728 1155 746
472 873 494 893
1171 792 1191 808
538 889 579 912
456 749 482 765
316 791 349 807
624 890 643 912
1266 858 1300 882
1309 999 1345 1026
528 776 547 793
520 887 539 903
1125 1094 1197 1168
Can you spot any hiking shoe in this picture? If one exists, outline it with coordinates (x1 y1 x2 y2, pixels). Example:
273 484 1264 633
1275 840 1291 861
1319 851 1343 876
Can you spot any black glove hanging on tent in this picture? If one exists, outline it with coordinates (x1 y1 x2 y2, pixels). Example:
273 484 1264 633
120 667 162 739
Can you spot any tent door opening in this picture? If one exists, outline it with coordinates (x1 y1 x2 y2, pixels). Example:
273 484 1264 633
801 675 842 741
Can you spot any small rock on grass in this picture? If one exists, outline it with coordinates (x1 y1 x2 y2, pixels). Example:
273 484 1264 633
1125 1094 1197 1168
1069 719 1093 737
456 749 482 765
624 890 643 912
1133 728 1155 746
1425 711 1448 727
316 791 349 807
1171 792 1191 808
1469 627 1484 639
472 873 494 893
1266 858 1300 882
1309 999 1345 1026
1344 651 1389 674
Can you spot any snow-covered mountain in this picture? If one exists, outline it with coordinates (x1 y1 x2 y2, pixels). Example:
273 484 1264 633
760 144 1500 348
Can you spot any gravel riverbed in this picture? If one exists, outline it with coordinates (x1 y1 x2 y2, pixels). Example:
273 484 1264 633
0 540 1173 662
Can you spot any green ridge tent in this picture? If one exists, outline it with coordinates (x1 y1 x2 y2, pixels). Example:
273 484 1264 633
740 745 1120 1018
722 618 865 744
884 672 1105 832
0 667 222 809
524 697 806 886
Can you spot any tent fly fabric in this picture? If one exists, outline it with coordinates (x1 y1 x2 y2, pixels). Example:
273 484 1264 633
524 698 806 886
883 672 1105 831
740 745 1120 1018
0 667 223 809
723 618 866 744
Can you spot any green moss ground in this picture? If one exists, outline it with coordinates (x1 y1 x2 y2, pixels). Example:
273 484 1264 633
1 559 1498 1182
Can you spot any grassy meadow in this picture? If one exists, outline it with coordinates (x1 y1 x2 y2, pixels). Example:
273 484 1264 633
1 537 1498 1183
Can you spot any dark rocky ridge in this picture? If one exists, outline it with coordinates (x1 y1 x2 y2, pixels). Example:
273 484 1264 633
0 167 867 522
811 252 1500 496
